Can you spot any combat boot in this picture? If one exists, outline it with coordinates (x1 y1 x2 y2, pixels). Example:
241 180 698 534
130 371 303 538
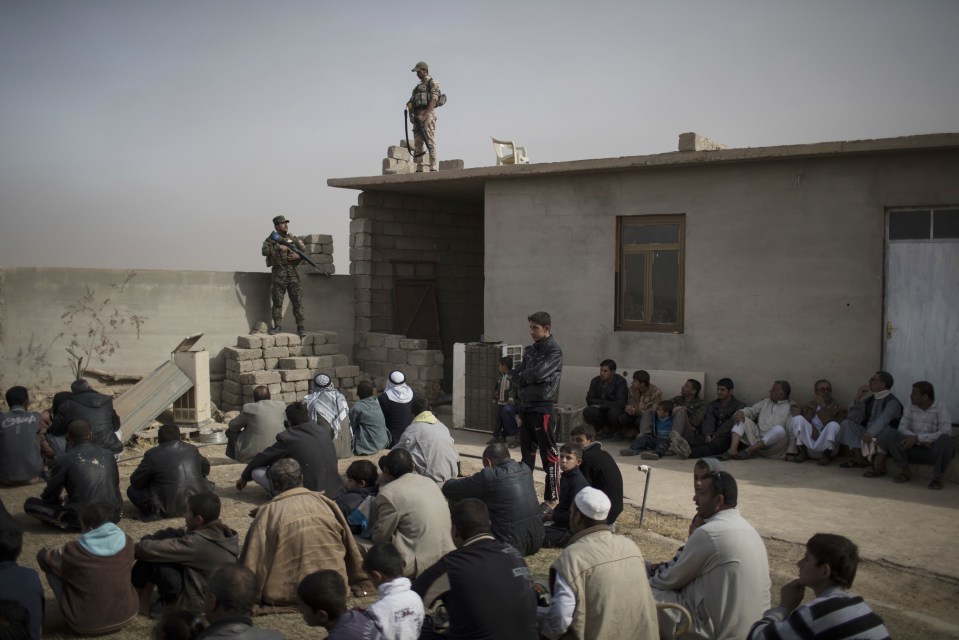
297 326 306 338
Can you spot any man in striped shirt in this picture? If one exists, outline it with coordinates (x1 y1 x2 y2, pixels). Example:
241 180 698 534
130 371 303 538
748 533 890 640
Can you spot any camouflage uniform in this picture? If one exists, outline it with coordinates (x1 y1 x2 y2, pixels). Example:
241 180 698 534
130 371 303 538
262 231 306 330
411 74 441 172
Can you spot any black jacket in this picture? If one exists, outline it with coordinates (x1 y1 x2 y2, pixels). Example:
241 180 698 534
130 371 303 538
240 421 344 498
129 440 213 516
703 396 748 438
580 442 624 525
412 535 538 640
511 335 563 409
442 460 544 556
50 390 122 455
39 440 122 511
378 393 417 447
585 374 628 410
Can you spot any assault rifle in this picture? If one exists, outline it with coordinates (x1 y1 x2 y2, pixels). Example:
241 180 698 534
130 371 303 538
270 231 327 275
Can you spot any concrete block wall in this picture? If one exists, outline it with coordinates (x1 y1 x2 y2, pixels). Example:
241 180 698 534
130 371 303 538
355 332 444 401
348 191 485 389
220 331 363 411
298 234 335 276
381 141 467 175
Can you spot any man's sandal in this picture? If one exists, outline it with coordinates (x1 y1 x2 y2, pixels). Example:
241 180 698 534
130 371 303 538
892 472 912 484
840 460 870 468
862 468 887 478
929 478 944 490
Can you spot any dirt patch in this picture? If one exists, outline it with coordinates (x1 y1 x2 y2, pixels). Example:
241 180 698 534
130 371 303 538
2 443 956 639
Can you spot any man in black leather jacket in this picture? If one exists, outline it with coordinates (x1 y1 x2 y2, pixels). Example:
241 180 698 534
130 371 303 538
23 420 122 530
235 402 344 499
48 380 122 456
442 443 544 556
511 311 564 504
128 423 214 518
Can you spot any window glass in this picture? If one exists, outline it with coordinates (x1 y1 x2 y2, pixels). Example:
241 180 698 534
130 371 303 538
651 250 679 325
888 210 930 240
623 224 680 245
623 253 645 322
933 209 959 239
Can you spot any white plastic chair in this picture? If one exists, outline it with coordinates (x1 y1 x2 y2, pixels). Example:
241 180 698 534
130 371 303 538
491 137 529 165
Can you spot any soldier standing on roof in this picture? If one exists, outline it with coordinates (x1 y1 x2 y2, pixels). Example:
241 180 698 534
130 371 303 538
262 215 306 337
410 61 440 172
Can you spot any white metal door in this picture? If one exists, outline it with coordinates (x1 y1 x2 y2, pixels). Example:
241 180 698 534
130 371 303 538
884 209 959 421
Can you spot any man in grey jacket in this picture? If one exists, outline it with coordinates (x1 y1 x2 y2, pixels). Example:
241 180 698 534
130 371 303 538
226 386 286 463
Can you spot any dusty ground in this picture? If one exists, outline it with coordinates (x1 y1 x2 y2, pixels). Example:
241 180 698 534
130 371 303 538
2 443 956 639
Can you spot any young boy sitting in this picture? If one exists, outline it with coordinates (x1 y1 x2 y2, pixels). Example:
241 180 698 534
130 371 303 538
364 543 424 640
488 357 519 447
297 570 381 639
335 460 379 537
542 443 588 548
621 400 674 459
748 533 890 639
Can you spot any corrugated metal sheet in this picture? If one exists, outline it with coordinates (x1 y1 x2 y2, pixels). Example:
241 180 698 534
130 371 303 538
115 361 192 442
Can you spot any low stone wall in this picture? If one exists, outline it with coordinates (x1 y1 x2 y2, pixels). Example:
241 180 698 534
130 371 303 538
355 332 444 401
221 331 363 410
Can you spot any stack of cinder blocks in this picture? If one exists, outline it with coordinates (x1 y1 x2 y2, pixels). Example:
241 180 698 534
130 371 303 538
381 141 466 175
297 234 335 276
355 332 444 401
220 331 362 411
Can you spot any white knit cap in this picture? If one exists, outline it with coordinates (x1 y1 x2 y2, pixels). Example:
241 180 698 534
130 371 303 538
574 487 611 521
314 374 331 387
389 371 406 385
697 457 724 473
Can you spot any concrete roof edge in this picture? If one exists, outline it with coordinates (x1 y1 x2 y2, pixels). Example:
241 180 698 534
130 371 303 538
327 132 959 191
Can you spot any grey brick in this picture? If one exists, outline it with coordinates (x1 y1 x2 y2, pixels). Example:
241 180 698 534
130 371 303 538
406 350 432 366
314 356 335 369
223 380 242 395
278 357 308 369
332 354 349 367
388 349 408 365
224 347 260 362
264 358 278 369
263 347 290 358
307 356 320 368
313 344 339 356
363 333 386 347
335 365 360 377
383 335 401 349
260 335 276 348
273 335 290 347
281 369 313 382
399 338 428 350
236 335 262 349
239 371 282 385
295 380 309 392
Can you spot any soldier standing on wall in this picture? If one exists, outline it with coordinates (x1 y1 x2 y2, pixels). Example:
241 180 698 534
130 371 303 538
262 215 306 337
410 61 440 172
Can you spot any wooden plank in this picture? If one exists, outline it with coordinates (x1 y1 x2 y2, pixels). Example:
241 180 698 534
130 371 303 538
114 361 193 442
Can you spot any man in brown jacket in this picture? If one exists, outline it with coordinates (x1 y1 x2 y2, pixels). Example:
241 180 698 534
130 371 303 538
789 379 847 466
36 502 138 636
240 458 373 608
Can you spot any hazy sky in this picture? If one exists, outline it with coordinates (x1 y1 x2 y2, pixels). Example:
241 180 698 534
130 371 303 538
2 1 957 274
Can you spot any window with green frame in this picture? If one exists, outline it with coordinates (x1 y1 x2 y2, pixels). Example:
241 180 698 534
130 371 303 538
616 215 685 332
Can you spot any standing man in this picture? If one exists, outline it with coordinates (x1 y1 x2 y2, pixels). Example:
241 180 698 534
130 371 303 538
262 214 307 337
582 359 628 441
409 61 440 173
512 311 564 504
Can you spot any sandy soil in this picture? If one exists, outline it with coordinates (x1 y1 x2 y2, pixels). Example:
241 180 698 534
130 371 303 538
2 443 956 639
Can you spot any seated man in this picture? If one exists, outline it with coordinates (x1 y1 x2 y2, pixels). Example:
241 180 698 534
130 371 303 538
539 488 658 640
838 371 902 469
127 423 213 518
723 380 798 460
871 381 953 489
442 442 545 556
370 449 455 578
582 359 628 441
0 385 45 486
235 401 344 498
628 379 707 453
789 379 847 466
23 420 123 531
617 369 663 441
414 499 539 640
305 374 350 441
650 471 771 639
47 379 122 456
379 370 417 447
203 565 283 639
748 533 890 639
132 493 240 614
226 385 286 463
36 502 138 636
570 424 624 525
349 380 390 455
240 458 372 607
392 396 458 486
670 378 746 460
542 443 589 548
0 517 44 640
